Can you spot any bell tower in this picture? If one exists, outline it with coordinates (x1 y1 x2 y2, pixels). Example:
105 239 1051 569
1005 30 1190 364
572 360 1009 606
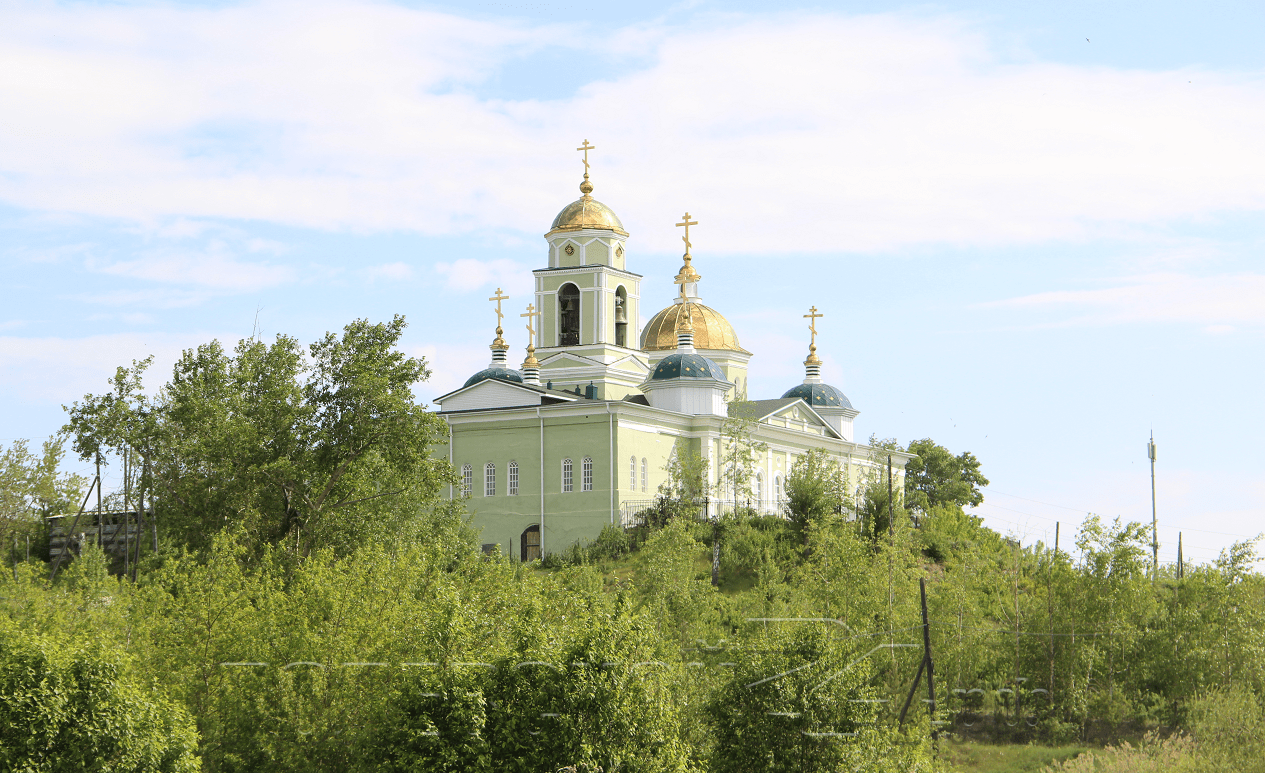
533 140 648 399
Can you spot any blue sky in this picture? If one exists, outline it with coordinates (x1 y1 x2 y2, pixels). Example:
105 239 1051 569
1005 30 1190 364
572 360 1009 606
3 0 1263 566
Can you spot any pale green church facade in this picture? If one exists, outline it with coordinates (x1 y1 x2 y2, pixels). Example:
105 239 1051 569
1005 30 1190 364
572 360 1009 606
433 150 911 559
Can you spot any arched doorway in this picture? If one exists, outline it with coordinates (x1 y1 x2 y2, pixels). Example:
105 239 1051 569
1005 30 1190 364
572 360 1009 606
520 524 541 562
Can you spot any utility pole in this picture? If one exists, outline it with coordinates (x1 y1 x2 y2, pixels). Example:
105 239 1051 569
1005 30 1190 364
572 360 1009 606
1177 532 1184 580
1148 434 1158 579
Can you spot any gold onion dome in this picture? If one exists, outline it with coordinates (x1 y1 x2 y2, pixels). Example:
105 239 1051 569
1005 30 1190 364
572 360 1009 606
641 303 749 353
548 196 627 236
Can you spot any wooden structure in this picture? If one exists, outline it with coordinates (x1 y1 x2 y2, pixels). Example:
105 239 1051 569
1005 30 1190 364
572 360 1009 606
48 510 152 564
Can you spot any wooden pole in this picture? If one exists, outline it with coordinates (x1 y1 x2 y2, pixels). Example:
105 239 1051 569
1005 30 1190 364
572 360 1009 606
123 448 130 576
1049 522 1058 696
1149 435 1158 580
899 578 938 739
96 452 102 546
1177 532 1183 579
49 476 99 581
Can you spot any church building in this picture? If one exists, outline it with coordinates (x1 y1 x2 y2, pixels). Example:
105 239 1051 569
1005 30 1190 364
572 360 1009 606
433 142 911 559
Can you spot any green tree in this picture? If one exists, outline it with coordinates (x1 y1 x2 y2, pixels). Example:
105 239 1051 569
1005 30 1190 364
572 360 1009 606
719 403 767 507
783 448 848 535
0 629 200 773
0 436 87 555
64 316 454 557
903 438 988 514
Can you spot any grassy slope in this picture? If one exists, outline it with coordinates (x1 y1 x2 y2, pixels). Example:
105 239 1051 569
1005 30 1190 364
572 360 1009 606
940 740 1090 773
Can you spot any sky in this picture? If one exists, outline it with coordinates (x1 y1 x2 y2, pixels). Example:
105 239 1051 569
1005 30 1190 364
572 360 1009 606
2 0 1263 567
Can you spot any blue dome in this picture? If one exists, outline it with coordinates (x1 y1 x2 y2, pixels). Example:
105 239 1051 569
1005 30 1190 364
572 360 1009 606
781 383 853 409
464 367 524 388
650 352 724 382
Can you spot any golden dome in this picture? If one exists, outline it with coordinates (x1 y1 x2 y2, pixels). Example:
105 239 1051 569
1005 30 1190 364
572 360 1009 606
641 302 749 353
547 196 627 237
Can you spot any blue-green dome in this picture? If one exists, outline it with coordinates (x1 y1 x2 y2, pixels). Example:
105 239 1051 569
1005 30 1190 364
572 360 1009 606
781 383 853 409
650 352 724 381
464 367 524 388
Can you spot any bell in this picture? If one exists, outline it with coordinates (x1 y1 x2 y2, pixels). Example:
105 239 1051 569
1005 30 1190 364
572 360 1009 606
614 303 628 324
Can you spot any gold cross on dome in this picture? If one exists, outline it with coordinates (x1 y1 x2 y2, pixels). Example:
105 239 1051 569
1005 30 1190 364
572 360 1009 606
577 139 596 173
488 288 510 330
676 212 698 254
804 306 824 346
521 303 540 339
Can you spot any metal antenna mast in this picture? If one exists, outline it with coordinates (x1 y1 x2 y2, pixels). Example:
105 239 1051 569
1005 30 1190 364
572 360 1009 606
1148 433 1158 579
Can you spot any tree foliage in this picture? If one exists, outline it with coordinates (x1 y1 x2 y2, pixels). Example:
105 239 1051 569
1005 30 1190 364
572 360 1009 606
0 627 200 773
903 438 989 513
783 448 848 535
63 316 454 556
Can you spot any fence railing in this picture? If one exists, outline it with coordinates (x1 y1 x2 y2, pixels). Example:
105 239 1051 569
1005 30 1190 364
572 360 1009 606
618 497 789 528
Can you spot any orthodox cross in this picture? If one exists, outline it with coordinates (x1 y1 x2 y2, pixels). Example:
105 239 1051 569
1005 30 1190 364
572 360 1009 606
577 139 596 173
676 212 698 255
521 303 540 341
489 288 510 331
804 306 824 347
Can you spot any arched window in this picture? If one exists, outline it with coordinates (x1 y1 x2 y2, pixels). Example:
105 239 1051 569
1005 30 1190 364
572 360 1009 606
629 456 637 490
558 283 580 346
774 474 782 504
484 462 496 497
521 525 541 562
461 464 473 497
756 471 764 509
508 461 519 496
640 458 648 493
562 458 573 492
581 457 593 491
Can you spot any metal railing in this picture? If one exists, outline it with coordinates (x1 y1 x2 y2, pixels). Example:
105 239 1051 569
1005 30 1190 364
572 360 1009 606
618 497 789 528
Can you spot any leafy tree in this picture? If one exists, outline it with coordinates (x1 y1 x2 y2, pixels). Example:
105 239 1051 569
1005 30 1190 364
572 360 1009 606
0 629 200 772
784 448 848 535
719 403 767 506
903 438 988 514
64 316 454 556
0 436 87 555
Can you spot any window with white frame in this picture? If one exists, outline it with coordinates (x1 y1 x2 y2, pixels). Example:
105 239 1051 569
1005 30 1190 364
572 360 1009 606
581 457 593 491
508 461 519 496
774 474 782 503
461 464 473 497
640 458 648 493
484 462 496 497
756 471 764 507
562 458 573 492
629 456 637 490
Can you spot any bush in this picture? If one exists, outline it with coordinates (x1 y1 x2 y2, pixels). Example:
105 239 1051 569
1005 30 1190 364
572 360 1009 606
0 630 200 773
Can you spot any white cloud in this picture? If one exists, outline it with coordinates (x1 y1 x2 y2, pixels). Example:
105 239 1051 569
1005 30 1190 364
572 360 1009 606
985 272 1265 326
2 4 1265 254
434 258 531 294
92 252 295 292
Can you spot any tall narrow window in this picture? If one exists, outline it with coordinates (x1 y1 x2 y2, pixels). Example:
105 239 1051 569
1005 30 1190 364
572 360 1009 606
508 461 519 496
629 456 637 490
640 458 648 493
484 462 496 497
558 283 580 346
461 464 473 497
756 471 764 508
774 474 782 504
562 458 573 493
581 457 593 492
